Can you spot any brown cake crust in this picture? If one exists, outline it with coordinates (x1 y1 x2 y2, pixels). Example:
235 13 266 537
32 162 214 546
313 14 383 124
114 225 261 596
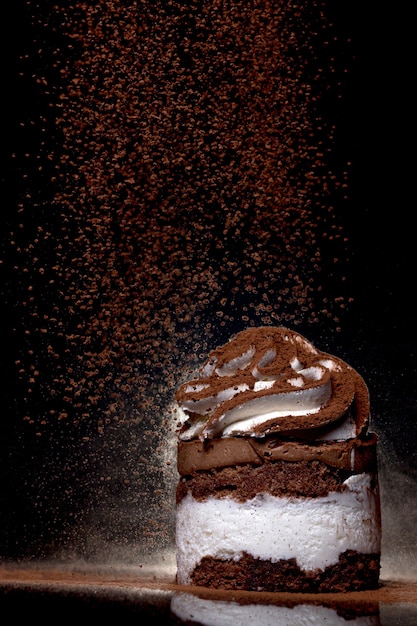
190 551 381 593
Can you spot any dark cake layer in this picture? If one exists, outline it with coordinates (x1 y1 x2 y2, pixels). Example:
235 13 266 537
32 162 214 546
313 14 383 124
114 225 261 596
190 551 381 593
176 459 378 503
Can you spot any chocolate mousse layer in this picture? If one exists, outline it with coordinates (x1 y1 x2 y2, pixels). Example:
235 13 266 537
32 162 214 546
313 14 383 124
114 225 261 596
177 432 378 476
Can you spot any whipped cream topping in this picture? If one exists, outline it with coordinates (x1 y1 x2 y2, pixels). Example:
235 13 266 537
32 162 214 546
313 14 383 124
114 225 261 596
176 327 369 441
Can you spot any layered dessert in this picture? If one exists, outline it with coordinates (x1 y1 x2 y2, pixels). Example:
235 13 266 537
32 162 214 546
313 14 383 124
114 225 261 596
175 326 381 592
171 591 381 625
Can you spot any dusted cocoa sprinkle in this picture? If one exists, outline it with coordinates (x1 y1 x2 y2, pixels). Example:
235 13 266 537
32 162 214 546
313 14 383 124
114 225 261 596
4 0 354 434
1 0 358 561
175 326 369 440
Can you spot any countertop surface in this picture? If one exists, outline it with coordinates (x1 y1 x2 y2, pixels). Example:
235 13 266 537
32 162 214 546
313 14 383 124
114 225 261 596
1 569 417 623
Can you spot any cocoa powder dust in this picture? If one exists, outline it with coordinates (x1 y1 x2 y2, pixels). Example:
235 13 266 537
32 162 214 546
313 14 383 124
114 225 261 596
1 0 368 570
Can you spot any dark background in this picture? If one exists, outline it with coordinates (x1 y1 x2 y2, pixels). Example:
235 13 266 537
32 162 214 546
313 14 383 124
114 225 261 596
0 0 415 587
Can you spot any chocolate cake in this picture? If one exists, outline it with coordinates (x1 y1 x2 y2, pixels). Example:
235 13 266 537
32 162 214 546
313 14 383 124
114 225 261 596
174 327 381 592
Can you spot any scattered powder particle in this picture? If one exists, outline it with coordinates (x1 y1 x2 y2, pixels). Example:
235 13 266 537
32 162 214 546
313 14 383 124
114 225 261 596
1 0 357 563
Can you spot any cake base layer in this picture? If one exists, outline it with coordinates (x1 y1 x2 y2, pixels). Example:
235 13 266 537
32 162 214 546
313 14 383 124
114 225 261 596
175 463 381 591
189 550 380 593
176 435 381 592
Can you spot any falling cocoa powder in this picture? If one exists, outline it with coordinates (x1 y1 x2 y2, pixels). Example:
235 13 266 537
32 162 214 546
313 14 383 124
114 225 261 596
1 0 360 564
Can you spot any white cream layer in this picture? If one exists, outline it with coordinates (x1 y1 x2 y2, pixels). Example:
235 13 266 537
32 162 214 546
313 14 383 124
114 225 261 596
171 593 380 626
176 473 380 585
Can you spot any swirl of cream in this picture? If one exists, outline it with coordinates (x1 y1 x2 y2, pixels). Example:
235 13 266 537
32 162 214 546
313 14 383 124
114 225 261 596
175 327 364 441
